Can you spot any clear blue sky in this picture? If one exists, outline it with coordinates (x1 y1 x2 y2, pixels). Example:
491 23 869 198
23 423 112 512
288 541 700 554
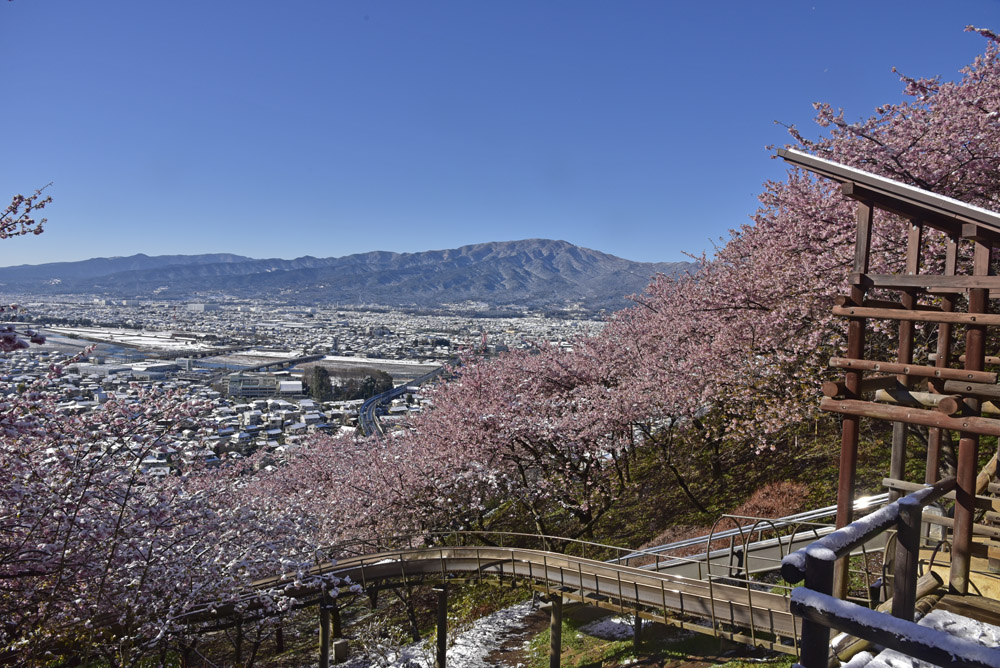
3 1 998 265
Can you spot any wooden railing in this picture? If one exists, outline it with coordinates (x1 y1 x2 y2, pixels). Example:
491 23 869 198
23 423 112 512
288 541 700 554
780 477 1000 668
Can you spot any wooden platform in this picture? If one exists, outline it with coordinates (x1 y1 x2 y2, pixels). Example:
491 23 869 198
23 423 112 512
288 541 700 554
935 593 1000 630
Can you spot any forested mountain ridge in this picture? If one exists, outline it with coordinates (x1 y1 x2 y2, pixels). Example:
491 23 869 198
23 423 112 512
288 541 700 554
0 239 691 311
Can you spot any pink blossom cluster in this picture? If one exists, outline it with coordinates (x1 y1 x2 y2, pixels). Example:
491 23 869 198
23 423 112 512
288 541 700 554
1 185 50 240
0 366 352 663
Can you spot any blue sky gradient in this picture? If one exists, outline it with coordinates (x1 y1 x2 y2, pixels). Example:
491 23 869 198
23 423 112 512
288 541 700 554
3 1 998 265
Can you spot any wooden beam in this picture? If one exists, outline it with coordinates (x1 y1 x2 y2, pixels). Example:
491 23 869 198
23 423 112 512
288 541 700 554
850 273 1000 291
891 226 921 502
821 398 1000 437
835 295 942 312
931 353 1000 365
829 357 996 383
834 201 873 601
935 395 1000 417
842 183 963 236
822 374 900 398
882 478 997 513
928 236 960 485
833 304 1000 327
952 236 991 595
942 379 1000 401
853 201 874 274
962 223 1000 245
977 454 998 495
873 389 969 414
893 500 921 620
319 602 331 668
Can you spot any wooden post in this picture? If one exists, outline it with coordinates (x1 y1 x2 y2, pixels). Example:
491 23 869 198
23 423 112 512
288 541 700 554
319 600 331 668
180 641 195 668
889 222 922 501
892 499 922 621
275 626 285 653
234 622 244 666
633 609 643 651
834 200 873 599
799 546 836 668
549 593 563 668
434 584 448 668
951 234 990 594
331 597 342 639
926 235 958 484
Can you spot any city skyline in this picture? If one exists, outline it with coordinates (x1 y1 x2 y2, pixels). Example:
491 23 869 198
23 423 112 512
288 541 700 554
3 1 998 265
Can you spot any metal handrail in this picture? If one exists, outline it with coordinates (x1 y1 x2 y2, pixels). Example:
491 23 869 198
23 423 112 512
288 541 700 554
177 536 799 649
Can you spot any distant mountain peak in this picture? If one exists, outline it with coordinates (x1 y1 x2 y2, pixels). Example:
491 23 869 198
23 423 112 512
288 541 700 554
0 240 691 313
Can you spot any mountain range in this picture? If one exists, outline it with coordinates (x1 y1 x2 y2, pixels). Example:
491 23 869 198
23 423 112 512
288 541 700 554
0 239 691 313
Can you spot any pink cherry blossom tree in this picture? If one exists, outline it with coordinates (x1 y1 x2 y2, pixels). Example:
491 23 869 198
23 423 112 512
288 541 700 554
604 26 1000 475
376 344 640 542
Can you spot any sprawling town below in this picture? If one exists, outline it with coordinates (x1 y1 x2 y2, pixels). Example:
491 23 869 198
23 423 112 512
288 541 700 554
4 295 601 477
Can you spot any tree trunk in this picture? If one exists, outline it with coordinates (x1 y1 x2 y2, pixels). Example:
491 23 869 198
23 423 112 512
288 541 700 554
666 460 708 513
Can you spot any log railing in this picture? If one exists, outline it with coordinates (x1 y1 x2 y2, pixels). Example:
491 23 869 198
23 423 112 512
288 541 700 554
779 477 1000 668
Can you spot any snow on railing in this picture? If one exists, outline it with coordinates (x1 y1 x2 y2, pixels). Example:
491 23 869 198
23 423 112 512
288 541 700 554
780 477 965 668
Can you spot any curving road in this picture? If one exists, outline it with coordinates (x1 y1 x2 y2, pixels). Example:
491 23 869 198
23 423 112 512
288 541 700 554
359 365 448 437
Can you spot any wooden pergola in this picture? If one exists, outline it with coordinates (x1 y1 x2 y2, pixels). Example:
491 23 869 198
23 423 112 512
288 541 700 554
778 147 1000 598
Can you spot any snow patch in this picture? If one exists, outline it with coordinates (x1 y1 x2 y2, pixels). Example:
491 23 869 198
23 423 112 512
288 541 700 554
864 608 1000 668
576 614 637 641
340 600 536 668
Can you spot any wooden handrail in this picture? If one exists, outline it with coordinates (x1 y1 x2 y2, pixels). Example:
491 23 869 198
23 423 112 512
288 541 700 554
781 478 957 668
791 588 1000 668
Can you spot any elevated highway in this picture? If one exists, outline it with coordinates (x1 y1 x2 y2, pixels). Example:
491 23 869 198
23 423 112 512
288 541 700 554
359 364 448 437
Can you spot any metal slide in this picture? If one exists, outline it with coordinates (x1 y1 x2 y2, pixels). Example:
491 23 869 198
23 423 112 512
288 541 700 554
609 493 891 581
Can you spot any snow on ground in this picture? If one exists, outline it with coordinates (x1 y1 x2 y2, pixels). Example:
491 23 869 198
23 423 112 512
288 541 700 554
854 608 1000 668
338 601 537 668
44 326 216 351
576 615 637 641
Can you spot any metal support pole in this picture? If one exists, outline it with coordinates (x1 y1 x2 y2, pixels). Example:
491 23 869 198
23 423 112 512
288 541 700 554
549 593 563 668
434 584 448 668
